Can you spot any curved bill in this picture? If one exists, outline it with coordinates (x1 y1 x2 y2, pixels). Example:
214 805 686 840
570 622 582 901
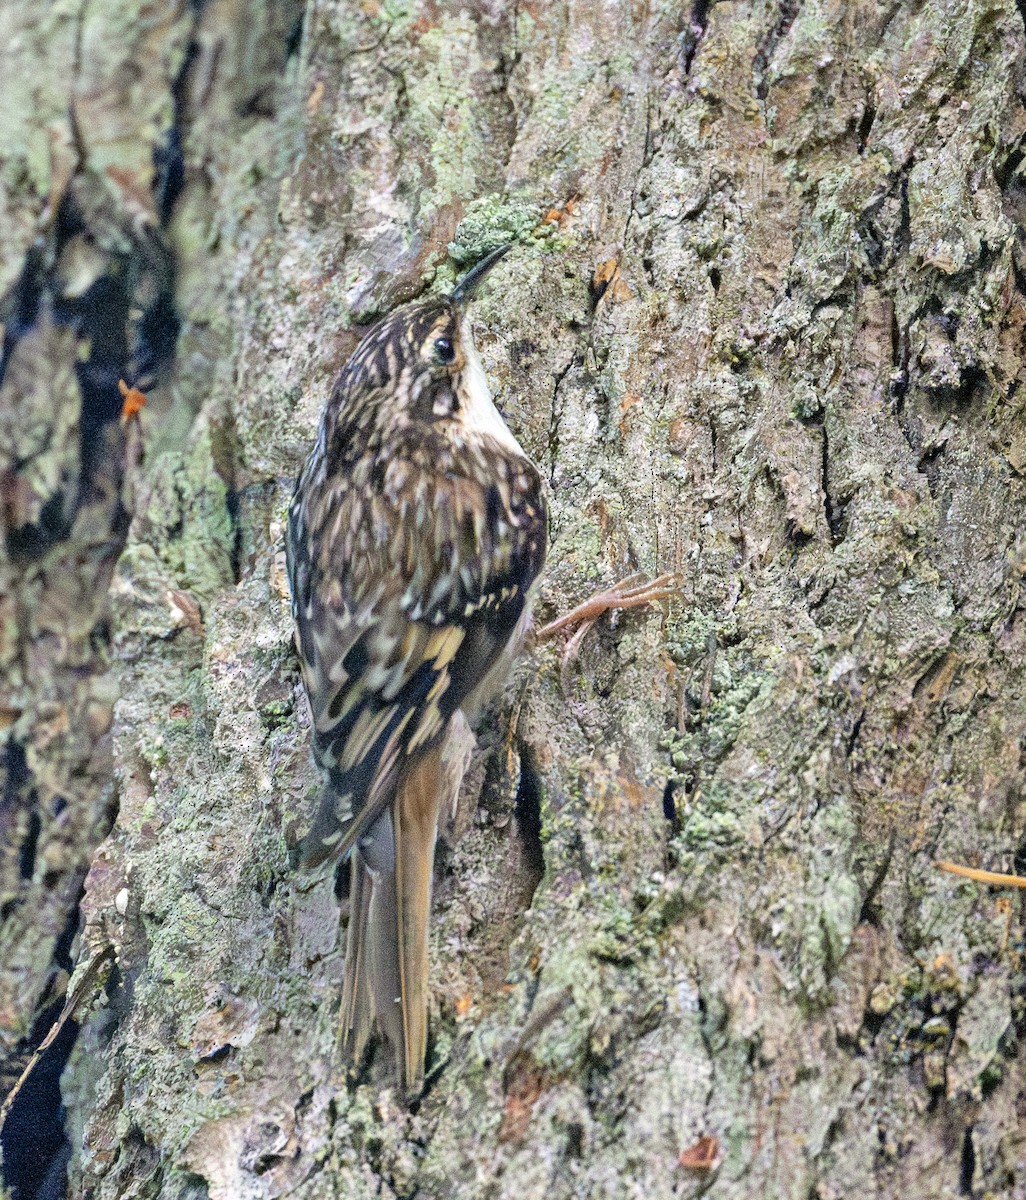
451 244 512 306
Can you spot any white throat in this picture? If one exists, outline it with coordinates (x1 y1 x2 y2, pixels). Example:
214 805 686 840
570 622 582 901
457 317 524 454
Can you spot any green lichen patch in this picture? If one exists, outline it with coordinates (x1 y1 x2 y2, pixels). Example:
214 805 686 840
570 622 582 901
448 193 553 267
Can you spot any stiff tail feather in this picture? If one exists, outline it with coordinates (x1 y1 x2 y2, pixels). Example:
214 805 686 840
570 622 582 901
335 717 475 1093
337 746 444 1093
337 831 375 1066
393 747 445 1090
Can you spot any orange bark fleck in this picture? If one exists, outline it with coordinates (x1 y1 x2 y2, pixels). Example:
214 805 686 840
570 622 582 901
118 379 147 423
499 1062 546 1143
306 80 325 116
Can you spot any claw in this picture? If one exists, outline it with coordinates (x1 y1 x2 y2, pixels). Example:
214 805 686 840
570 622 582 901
537 572 678 675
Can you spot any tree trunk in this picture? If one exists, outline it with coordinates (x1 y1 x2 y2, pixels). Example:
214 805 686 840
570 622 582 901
4 0 1026 1197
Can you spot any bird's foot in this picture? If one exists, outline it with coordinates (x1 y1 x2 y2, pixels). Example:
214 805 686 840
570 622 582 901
537 572 678 673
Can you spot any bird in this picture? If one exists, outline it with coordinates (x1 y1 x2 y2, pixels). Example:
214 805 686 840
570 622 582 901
285 247 547 1094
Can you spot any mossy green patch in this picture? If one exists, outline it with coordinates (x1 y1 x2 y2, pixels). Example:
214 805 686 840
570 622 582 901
448 193 551 266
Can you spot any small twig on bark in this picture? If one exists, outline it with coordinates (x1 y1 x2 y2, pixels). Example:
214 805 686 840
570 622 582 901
936 860 1026 887
0 944 116 1132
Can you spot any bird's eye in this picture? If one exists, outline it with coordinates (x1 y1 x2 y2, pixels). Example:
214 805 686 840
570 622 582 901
433 336 455 363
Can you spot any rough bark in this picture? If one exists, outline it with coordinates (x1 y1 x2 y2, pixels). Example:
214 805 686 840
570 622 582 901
4 0 1026 1197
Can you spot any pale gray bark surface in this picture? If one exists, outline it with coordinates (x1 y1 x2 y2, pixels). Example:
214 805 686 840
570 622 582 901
3 1 1026 1198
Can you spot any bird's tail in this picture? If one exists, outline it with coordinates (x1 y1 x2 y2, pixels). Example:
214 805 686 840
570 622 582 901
338 745 445 1094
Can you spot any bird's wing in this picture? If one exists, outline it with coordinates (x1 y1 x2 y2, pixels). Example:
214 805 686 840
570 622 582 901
286 439 545 868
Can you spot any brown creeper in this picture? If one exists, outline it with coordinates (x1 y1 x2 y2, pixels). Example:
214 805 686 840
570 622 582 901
286 248 547 1092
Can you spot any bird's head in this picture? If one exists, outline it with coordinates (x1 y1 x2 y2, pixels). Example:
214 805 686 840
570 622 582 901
326 247 517 455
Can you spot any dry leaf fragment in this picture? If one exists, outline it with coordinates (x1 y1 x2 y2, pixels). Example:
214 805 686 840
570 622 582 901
678 1133 719 1170
166 589 203 633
